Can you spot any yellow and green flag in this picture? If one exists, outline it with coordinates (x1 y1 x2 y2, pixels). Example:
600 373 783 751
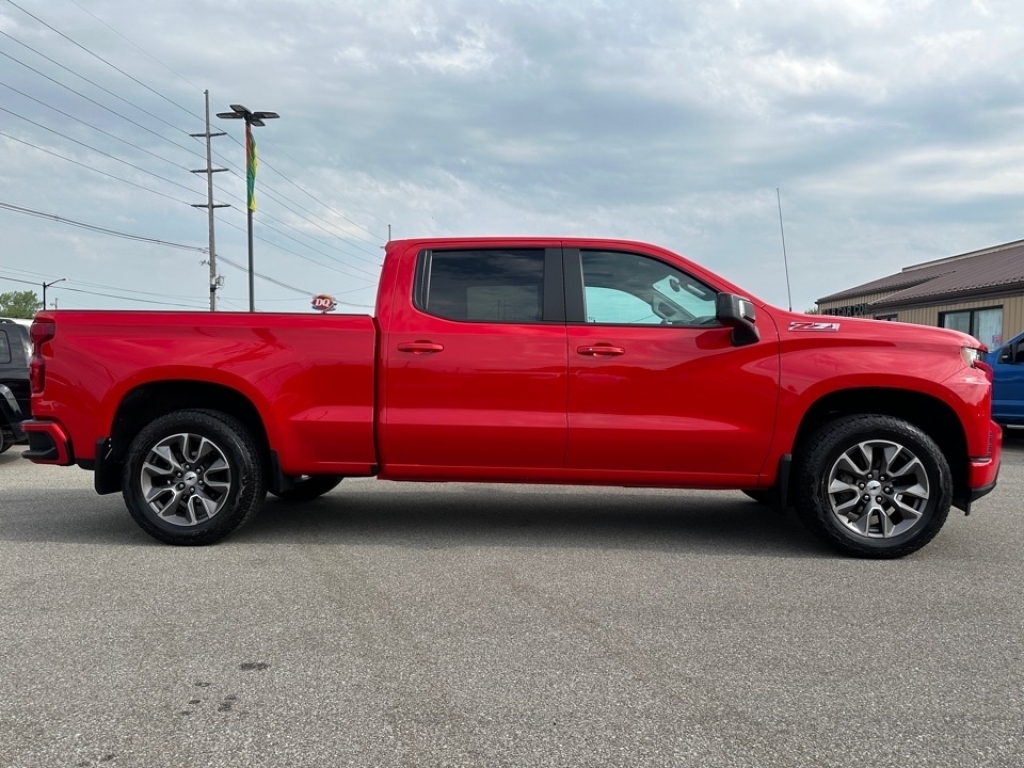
246 126 258 212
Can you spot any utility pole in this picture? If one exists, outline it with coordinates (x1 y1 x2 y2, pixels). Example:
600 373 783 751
191 90 229 311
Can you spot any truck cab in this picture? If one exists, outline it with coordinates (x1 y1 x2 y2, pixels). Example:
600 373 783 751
987 331 1024 427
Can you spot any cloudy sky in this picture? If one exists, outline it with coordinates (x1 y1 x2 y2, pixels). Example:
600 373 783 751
1 0 1022 315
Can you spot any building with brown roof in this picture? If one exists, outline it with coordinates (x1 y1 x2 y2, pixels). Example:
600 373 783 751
815 239 1024 350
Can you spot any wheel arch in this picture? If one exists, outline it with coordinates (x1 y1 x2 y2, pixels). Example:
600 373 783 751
97 381 274 494
787 388 968 506
120 408 268 545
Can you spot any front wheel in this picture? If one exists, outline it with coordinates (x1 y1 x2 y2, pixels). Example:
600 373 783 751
795 415 951 558
122 410 267 545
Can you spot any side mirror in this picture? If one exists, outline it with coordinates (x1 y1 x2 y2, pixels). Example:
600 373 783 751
716 293 759 346
998 346 1012 364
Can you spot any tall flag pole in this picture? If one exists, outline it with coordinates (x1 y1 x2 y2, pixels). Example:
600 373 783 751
217 104 278 313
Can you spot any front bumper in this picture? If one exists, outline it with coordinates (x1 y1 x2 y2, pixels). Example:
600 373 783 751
962 420 1002 511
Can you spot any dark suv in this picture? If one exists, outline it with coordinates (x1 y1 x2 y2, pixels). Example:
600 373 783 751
0 319 31 454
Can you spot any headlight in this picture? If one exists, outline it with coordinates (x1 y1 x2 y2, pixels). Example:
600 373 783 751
961 347 981 367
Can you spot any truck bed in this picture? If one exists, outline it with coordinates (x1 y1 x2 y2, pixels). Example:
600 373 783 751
30 310 379 476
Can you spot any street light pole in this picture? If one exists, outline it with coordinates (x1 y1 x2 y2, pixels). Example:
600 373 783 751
215 104 279 312
42 278 66 310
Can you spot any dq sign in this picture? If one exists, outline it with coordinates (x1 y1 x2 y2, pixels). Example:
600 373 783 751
311 294 337 313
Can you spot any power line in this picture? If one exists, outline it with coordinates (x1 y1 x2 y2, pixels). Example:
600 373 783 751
57 284 208 308
0 200 207 252
3 0 204 125
0 78 191 173
0 42 206 162
207 174 381 277
2 2 384 299
65 0 204 92
0 264 213 303
0 104 202 199
213 171 383 273
206 142 386 261
226 166 384 258
220 130 392 237
218 217 376 283
0 204 369 305
214 254 316 297
2 137 374 296
213 255 370 307
254 151 386 245
210 172 384 275
200 148 384 264
44 0 388 252
0 129 195 206
0 274 39 287
1 92 372 282
0 272 205 308
216 126 390 246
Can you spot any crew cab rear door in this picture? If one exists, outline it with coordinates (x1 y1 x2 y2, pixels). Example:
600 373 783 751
380 244 568 474
562 246 780 484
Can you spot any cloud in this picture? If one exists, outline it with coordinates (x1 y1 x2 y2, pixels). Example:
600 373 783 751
1 0 1023 316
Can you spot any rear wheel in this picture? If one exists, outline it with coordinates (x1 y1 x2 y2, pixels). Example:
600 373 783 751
795 415 951 558
270 475 342 502
122 409 266 545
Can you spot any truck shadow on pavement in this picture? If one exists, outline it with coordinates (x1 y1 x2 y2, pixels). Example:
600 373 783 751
0 481 831 557
241 486 830 558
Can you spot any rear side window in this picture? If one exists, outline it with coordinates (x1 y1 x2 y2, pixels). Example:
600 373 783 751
0 330 10 364
415 249 545 323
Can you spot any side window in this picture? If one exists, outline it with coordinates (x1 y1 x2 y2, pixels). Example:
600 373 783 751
0 330 11 364
1001 338 1024 365
416 249 546 323
580 250 718 326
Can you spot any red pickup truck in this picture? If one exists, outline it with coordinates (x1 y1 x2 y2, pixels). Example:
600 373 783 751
23 237 1001 557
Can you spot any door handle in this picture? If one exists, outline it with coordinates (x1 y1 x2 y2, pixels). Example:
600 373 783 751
397 341 444 354
576 345 625 357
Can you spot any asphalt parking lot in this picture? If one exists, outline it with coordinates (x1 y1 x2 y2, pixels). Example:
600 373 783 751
1 436 1023 768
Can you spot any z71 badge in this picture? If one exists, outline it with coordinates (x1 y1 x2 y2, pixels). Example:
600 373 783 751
789 321 841 332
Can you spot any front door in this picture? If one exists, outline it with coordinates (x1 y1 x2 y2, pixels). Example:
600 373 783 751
563 247 779 484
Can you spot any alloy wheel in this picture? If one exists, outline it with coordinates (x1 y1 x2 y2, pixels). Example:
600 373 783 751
826 439 931 539
139 432 232 526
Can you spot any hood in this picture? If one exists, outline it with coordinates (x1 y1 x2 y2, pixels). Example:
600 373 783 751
774 310 984 351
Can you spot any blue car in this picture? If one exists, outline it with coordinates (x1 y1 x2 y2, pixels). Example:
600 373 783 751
987 331 1024 427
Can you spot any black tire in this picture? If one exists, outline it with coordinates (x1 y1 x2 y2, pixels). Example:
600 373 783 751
794 415 951 558
0 428 9 454
122 409 267 545
270 475 342 502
